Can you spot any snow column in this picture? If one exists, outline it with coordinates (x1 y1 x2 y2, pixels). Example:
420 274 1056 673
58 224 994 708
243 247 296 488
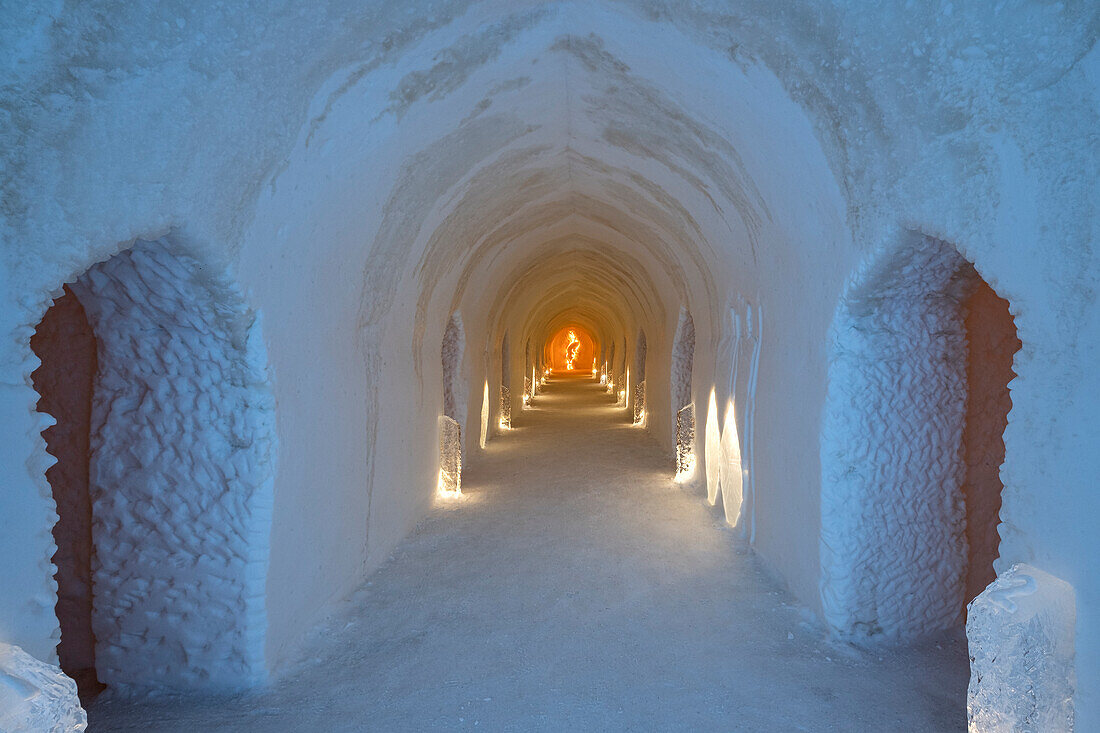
670 308 696 479
66 239 275 689
820 233 977 638
440 313 466 492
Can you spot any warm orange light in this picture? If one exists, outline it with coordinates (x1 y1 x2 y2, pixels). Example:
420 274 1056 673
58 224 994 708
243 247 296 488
547 326 596 371
565 330 580 369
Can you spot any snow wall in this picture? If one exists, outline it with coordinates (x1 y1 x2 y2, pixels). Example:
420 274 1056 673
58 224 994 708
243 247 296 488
0 1 1097 723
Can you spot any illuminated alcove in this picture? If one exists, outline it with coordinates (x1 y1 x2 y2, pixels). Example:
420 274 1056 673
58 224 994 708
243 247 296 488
29 238 276 693
819 233 1021 639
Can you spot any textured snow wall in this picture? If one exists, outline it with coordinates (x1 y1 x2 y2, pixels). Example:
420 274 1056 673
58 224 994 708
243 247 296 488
29 290 98 684
634 330 647 382
441 315 465 422
670 308 695 415
523 340 533 406
499 385 511 429
605 342 617 394
441 313 468 455
962 283 1020 603
62 239 276 690
820 234 978 638
675 404 695 478
0 643 87 732
438 416 462 494
633 381 646 425
967 564 1076 732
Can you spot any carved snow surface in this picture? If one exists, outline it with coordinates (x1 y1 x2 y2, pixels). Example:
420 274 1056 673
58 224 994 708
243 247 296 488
967 564 1076 732
440 313 467 454
0 643 87 732
675 403 695 476
820 234 977 638
67 239 276 690
499 385 511 428
438 416 462 493
670 308 695 415
633 381 646 424
441 316 465 421
523 376 532 406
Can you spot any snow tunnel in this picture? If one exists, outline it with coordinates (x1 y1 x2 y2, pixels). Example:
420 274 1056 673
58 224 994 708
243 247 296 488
2 2 1093 726
29 239 276 692
819 232 1021 639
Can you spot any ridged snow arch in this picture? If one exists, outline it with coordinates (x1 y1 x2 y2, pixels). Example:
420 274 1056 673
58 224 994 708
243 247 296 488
31 238 276 689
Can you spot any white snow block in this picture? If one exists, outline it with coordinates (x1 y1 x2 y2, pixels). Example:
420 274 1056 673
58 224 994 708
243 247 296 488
633 380 646 424
499 385 511 429
675 403 695 477
967 564 1076 732
0 643 87 732
438 415 462 493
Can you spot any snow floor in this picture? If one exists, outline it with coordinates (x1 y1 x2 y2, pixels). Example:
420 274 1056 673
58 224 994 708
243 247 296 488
89 374 968 731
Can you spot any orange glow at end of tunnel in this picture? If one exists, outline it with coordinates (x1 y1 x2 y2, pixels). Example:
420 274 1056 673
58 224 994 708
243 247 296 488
547 326 596 372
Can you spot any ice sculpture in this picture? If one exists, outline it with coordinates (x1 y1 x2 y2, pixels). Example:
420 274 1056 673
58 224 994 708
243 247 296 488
675 403 696 481
499 385 511 429
438 416 462 494
565 330 580 370
0 643 87 732
967 564 1076 732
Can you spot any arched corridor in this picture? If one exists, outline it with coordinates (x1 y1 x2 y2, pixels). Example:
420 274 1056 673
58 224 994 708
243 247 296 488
90 373 967 731
1 3 1096 731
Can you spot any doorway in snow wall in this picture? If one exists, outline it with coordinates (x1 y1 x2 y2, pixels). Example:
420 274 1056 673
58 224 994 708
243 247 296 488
30 238 276 691
819 232 1017 638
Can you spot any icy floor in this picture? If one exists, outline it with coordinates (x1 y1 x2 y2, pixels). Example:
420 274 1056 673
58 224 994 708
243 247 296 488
89 375 968 731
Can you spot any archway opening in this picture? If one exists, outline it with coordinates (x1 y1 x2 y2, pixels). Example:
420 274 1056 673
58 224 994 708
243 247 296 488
30 286 102 703
820 233 1021 639
29 238 276 693
961 280 1020 603
546 326 596 373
